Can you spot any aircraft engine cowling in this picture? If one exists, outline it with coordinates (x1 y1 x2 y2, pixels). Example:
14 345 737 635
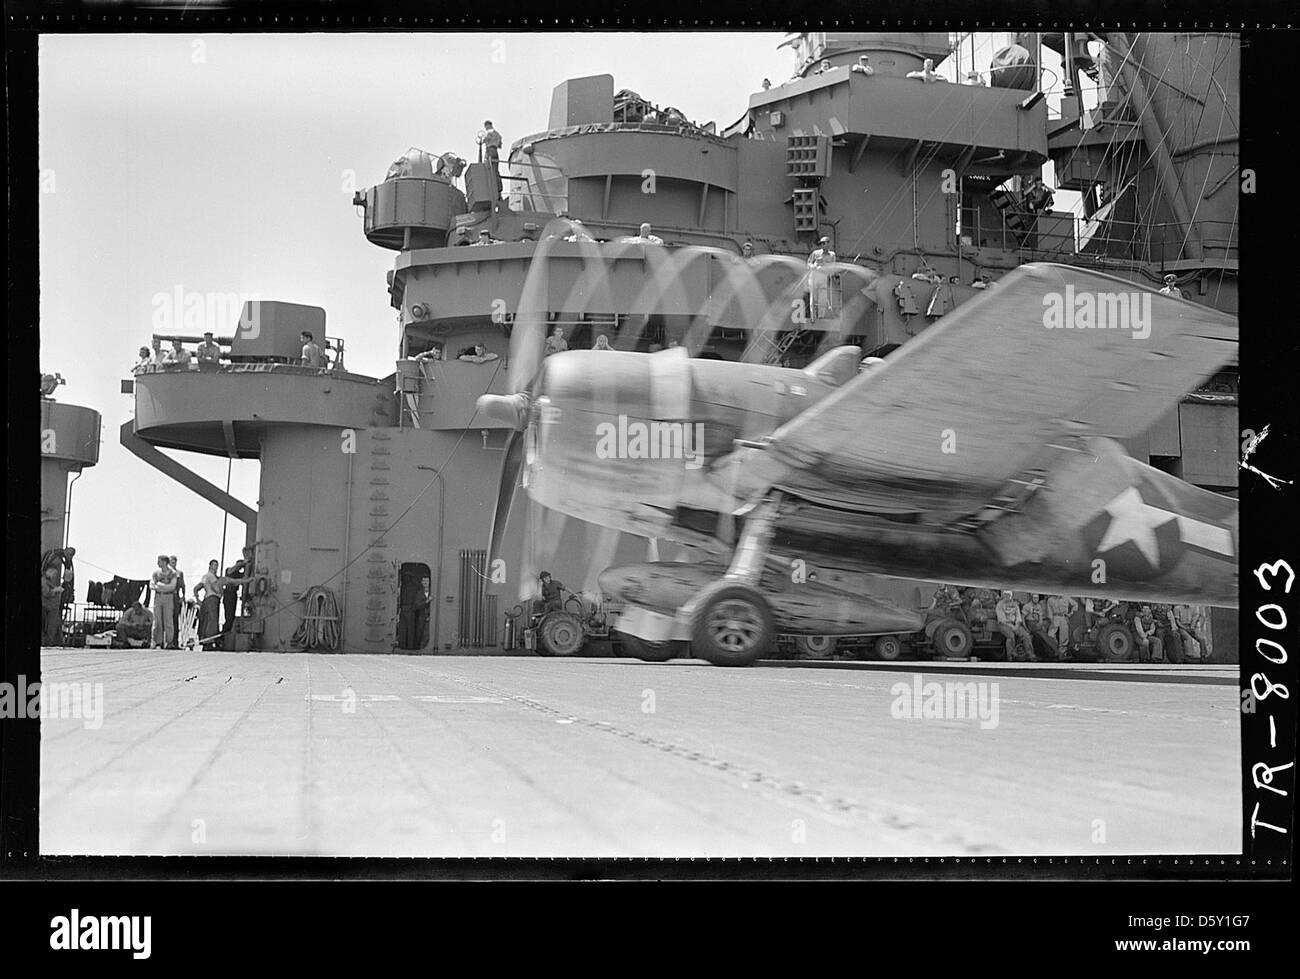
526 345 876 543
525 349 701 538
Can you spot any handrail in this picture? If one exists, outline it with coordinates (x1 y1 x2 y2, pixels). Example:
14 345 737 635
133 361 368 379
961 202 1237 263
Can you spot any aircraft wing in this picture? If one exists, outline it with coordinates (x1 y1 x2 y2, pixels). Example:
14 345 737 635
730 263 1237 524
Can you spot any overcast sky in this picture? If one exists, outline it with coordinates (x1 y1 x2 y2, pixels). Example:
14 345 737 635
38 31 796 587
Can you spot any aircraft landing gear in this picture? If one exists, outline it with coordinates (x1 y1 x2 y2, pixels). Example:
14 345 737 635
679 493 782 667
689 582 775 667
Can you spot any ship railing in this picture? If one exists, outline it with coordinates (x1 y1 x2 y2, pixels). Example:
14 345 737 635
135 333 235 373
960 207 1238 267
136 333 350 373
324 335 347 371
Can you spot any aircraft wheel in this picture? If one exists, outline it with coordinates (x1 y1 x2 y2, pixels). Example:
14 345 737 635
613 631 685 663
538 611 585 657
689 583 774 667
931 618 974 658
793 634 836 658
873 634 904 661
1096 622 1134 663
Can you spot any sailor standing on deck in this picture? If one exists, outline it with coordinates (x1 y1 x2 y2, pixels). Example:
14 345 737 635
41 567 64 646
480 120 503 198
1159 273 1185 299
165 338 192 368
906 58 946 83
169 556 186 647
222 557 249 640
194 560 227 650
41 547 76 596
807 236 836 317
196 331 222 366
300 331 324 369
237 545 256 619
622 222 664 245
150 555 178 650
1045 594 1076 654
807 236 836 268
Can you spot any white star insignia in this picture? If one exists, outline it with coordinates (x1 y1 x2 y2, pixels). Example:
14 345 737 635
1096 487 1174 567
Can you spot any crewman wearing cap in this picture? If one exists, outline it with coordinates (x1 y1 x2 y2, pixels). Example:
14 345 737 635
1158 273 1185 299
196 331 222 366
807 236 836 318
808 236 836 269
538 571 566 615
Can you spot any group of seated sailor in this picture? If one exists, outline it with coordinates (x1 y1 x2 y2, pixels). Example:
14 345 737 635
930 584 1214 663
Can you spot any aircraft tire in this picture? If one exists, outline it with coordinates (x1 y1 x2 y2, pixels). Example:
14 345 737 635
1096 622 1134 662
538 611 586 657
793 634 837 658
689 582 774 667
931 618 974 658
614 631 685 662
873 634 904 660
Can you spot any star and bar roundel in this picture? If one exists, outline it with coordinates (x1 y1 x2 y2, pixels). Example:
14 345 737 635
1079 476 1236 580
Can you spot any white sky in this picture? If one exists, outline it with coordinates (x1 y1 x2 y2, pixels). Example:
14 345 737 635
38 31 795 587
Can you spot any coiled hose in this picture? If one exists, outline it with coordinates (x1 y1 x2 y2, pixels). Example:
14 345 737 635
292 586 341 650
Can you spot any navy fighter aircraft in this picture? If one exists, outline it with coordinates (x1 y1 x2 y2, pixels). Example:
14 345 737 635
479 263 1238 666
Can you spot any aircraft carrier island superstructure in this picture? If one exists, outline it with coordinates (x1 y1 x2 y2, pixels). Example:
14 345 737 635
41 375 102 557
124 32 1240 657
